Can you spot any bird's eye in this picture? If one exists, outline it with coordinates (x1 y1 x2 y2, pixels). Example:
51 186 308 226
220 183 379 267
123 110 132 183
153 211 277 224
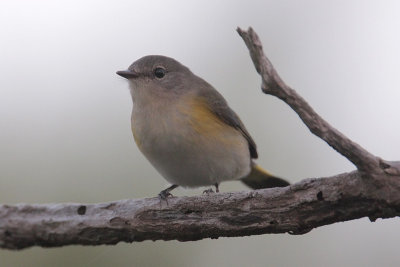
154 67 166 78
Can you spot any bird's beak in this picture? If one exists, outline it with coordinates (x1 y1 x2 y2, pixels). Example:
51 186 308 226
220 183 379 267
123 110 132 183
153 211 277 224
116 70 139 79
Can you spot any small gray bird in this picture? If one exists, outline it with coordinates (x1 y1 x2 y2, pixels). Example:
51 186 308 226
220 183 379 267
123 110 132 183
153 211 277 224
117 55 289 198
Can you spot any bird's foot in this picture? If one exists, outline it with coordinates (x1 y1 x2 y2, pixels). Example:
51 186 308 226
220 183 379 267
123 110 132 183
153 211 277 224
158 190 173 200
202 188 214 195
203 183 220 195
158 184 178 202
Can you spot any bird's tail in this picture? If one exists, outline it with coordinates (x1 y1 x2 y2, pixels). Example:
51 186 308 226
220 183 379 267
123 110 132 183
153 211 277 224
241 164 290 189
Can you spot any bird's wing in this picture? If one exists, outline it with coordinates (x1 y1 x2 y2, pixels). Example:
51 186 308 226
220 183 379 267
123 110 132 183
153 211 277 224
198 85 258 159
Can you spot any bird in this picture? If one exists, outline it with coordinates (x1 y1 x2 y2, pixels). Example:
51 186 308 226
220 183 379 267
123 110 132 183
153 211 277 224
116 55 289 198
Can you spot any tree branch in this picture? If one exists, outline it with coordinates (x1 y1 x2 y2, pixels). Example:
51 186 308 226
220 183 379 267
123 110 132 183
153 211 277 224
1 27 399 250
1 165 400 250
237 27 385 176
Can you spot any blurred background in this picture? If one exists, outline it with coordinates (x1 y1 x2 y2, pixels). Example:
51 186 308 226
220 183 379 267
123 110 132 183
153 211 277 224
1 0 400 266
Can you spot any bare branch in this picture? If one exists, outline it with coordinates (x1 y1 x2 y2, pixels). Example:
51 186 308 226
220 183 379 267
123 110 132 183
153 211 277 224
237 27 383 175
1 165 400 250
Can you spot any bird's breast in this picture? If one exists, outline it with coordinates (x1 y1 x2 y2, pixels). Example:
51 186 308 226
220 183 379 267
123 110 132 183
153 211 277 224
130 95 251 186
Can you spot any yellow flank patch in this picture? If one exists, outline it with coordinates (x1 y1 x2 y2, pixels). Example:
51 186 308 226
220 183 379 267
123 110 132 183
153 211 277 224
131 125 142 149
179 96 241 145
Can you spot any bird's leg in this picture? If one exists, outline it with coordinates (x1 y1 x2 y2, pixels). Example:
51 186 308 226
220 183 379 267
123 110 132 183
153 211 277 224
215 183 219 193
158 184 179 200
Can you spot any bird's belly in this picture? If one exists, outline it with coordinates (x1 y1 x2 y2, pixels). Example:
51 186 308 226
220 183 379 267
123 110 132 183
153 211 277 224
132 109 251 187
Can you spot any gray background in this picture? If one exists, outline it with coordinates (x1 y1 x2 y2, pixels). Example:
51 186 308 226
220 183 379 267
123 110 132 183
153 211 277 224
1 0 399 266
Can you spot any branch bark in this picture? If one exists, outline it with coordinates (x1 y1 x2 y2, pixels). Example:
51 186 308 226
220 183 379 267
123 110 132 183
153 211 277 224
1 165 400 250
1 27 399 250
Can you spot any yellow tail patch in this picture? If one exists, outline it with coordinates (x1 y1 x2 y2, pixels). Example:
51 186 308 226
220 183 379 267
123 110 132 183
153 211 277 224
241 164 290 190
